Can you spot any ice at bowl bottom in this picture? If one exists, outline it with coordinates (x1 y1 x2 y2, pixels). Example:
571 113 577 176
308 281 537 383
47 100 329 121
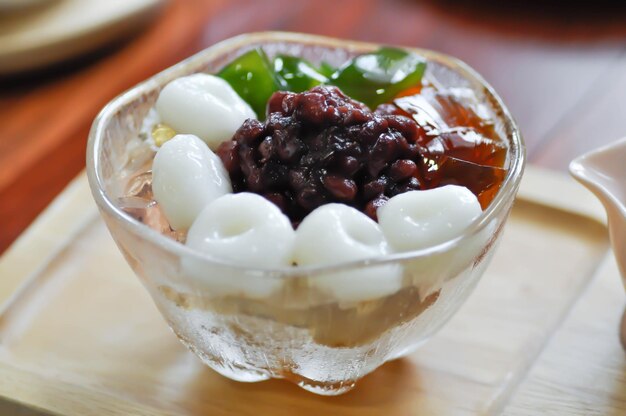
148 263 485 396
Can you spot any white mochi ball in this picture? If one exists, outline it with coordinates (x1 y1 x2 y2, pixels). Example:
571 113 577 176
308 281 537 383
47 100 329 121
152 134 231 230
155 73 256 150
183 193 295 298
293 204 402 303
377 186 484 298
378 185 482 251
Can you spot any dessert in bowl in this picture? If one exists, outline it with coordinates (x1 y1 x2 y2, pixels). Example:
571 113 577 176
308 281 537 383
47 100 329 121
86 32 525 395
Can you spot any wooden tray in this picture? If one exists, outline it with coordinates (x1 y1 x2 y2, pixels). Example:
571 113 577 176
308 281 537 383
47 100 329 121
0 167 624 416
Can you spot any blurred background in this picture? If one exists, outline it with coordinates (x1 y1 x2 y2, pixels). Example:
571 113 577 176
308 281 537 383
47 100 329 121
1 0 626 253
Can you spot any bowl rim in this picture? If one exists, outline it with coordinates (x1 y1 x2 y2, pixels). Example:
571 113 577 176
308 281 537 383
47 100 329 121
86 31 526 277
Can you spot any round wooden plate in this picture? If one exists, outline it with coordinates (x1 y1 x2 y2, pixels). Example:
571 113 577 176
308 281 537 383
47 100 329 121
0 0 164 75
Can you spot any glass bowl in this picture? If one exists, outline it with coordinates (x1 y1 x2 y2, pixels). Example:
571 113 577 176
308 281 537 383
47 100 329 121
86 32 525 395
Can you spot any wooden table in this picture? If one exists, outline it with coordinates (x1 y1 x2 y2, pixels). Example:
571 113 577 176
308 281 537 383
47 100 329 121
2 0 626 253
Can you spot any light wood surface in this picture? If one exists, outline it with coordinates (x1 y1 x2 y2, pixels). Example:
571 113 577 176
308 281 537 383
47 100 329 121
504 254 626 416
0 167 623 415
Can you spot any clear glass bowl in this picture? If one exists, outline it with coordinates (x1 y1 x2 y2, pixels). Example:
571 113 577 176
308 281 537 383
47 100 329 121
86 32 525 395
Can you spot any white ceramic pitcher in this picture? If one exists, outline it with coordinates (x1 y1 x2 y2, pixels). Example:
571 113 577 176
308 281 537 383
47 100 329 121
570 137 626 347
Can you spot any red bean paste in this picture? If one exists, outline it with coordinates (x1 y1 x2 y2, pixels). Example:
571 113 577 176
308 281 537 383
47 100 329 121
216 85 506 225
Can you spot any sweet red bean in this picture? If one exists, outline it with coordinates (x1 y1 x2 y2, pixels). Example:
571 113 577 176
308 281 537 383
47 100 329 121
217 85 426 225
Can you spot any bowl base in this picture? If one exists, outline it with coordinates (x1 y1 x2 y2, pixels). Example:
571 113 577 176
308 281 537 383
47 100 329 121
176 331 272 383
280 370 357 395
173 326 362 394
